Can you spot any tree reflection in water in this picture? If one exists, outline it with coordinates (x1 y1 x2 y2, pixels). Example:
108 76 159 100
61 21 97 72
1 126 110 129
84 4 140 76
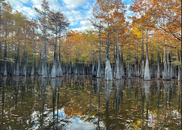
143 81 150 129
96 78 101 129
105 80 112 130
1 77 6 130
114 80 122 130
157 80 161 119
0 76 181 129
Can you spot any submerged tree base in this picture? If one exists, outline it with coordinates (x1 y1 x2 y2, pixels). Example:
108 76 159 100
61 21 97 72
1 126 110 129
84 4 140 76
105 59 113 81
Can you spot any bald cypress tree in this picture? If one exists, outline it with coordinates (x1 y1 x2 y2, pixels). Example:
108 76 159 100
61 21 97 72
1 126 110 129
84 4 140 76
35 0 50 78
48 10 69 78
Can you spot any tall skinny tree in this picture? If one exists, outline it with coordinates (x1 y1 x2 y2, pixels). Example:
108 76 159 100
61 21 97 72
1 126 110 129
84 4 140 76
35 0 50 78
92 0 117 80
48 10 69 78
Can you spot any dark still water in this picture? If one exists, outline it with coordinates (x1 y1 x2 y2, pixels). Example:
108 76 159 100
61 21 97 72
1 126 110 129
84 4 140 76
0 75 181 130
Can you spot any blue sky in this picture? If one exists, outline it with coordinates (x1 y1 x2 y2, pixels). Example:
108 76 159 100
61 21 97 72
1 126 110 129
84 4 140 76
6 0 133 32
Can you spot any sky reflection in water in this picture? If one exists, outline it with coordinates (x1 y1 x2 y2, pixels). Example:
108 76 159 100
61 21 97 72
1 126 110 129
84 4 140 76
0 75 181 129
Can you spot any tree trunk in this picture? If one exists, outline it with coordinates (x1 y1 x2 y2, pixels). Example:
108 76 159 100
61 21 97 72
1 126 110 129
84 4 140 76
135 42 139 77
97 58 101 77
180 41 182 81
82 62 85 75
30 39 34 76
157 46 161 79
0 4 2 75
97 30 101 78
15 40 20 76
43 17 47 78
57 32 63 77
22 54 27 76
105 24 113 80
30 62 34 76
38 61 42 76
144 29 151 80
75 63 78 75
120 53 125 77
128 63 131 79
3 30 7 76
42 60 45 76
120 41 125 77
163 33 170 80
68 61 72 74
3 61 7 76
170 65 175 79
156 30 161 79
57 60 63 76
115 29 121 79
38 53 42 76
91 44 96 77
167 52 171 78
141 31 145 78
51 36 58 78
113 58 116 78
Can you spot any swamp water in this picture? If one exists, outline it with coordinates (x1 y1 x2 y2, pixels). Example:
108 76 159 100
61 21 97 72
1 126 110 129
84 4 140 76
0 75 181 130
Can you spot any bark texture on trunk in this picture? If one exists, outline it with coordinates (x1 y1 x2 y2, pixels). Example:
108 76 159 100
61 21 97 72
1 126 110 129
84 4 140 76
179 42 182 81
105 25 113 81
127 63 131 79
163 29 170 80
141 31 145 78
57 61 63 77
157 50 161 79
57 33 63 77
97 31 101 78
144 53 150 80
120 59 125 77
30 41 34 76
105 59 113 80
51 37 58 78
115 30 121 79
51 57 57 78
43 16 47 78
97 59 101 77
144 30 150 80
163 47 170 80
3 37 7 76
22 50 27 76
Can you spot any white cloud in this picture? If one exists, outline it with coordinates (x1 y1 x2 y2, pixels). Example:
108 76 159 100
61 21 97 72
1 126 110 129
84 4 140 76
72 20 94 32
63 10 83 25
72 4 94 31
31 0 42 5
18 0 29 3
46 0 61 11
80 20 92 28
6 0 37 17
17 6 37 17
6 0 62 18
62 0 86 9
5 0 95 31
62 3 94 32
6 0 23 9
124 4 133 24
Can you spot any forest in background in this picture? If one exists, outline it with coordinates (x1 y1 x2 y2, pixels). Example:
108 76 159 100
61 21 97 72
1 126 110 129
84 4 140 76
0 0 181 81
